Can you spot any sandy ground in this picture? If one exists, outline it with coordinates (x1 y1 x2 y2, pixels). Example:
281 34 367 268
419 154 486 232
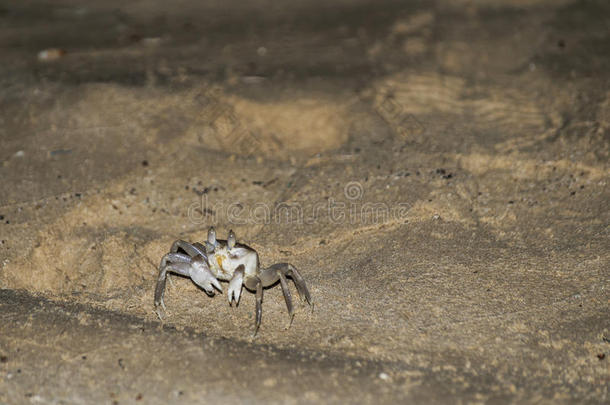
0 0 609 403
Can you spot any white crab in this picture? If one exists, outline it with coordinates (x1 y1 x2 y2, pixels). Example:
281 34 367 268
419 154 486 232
154 227 312 335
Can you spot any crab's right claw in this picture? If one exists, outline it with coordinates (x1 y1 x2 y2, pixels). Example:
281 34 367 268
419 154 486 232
210 277 223 293
191 256 222 295
200 274 222 295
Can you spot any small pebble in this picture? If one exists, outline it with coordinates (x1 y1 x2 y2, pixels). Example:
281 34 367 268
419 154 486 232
38 48 66 62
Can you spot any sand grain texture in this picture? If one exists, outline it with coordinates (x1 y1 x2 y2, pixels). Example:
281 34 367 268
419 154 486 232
0 0 608 403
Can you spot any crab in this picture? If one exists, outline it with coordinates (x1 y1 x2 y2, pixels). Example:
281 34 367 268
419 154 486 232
154 227 312 335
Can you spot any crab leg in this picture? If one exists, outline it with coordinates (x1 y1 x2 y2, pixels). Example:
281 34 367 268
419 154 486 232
260 263 312 303
155 252 220 319
255 278 263 336
154 253 193 316
244 276 264 336
258 263 313 327
170 240 207 258
278 272 294 326
284 265 312 306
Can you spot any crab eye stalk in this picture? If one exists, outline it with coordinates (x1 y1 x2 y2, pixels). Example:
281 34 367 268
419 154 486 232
227 229 236 250
208 226 217 246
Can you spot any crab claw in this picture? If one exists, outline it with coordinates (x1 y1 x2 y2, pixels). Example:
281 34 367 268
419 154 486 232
228 265 245 306
199 275 222 295
191 256 222 295
208 276 223 295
